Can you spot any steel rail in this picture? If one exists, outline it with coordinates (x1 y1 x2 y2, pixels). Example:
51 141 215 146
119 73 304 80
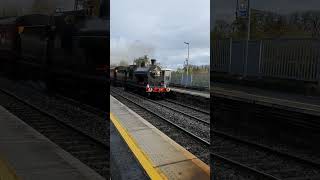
111 89 210 147
165 98 210 115
0 87 107 147
213 129 320 169
122 89 210 125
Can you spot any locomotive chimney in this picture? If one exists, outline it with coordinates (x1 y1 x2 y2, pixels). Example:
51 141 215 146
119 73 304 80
151 59 156 65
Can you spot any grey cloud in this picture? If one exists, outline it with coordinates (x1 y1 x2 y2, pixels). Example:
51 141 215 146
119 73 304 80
111 0 210 69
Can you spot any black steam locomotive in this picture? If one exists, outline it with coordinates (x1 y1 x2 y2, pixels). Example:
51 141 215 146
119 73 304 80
110 59 172 97
0 9 108 92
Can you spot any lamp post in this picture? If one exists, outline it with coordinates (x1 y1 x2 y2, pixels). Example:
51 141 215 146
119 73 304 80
184 42 189 86
244 0 250 77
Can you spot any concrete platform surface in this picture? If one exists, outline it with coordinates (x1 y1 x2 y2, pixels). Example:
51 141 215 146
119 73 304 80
110 121 149 180
171 87 210 99
110 95 210 180
212 83 320 117
0 105 105 180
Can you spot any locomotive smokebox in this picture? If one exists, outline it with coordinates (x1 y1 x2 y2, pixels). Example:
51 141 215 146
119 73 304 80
151 59 156 65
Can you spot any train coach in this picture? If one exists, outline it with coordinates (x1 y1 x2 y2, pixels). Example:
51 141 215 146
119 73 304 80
110 65 127 86
111 59 172 97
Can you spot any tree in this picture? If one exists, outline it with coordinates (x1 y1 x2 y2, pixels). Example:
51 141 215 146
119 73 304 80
31 0 56 14
85 0 100 16
119 60 128 66
212 20 233 39
308 12 320 38
134 55 150 66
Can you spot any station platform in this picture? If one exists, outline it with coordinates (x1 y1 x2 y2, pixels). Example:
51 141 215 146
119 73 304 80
171 87 210 99
110 95 210 180
110 121 149 180
0 106 104 180
212 82 320 116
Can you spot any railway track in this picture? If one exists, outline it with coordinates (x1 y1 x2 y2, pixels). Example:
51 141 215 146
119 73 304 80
120 88 210 125
212 130 320 179
212 132 320 179
111 87 320 179
212 96 320 179
111 87 210 141
110 88 210 164
111 87 209 139
0 87 109 178
52 93 106 118
165 98 210 115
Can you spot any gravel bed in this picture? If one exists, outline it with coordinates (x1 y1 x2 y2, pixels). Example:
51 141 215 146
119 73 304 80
169 91 210 111
110 91 210 164
0 77 108 145
165 98 210 114
0 90 109 178
111 88 210 142
215 126 320 166
158 99 210 122
212 159 259 180
213 134 320 179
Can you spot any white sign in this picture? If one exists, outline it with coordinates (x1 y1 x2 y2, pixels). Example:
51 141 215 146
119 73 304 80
238 0 248 17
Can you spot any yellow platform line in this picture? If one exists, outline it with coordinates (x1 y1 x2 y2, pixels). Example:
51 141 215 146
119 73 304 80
0 155 19 180
110 112 167 180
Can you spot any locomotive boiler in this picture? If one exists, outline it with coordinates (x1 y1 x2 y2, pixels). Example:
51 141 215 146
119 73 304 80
111 59 172 97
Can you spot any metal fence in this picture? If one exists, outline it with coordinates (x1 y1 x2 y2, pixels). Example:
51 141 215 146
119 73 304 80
212 39 320 82
170 71 210 88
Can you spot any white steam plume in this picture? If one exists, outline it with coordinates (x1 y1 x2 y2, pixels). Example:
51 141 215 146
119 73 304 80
111 38 155 66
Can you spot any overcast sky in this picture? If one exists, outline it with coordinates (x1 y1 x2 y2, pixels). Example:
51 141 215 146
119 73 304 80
111 0 210 69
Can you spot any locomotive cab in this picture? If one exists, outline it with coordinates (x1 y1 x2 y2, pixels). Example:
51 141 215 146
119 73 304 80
161 68 172 86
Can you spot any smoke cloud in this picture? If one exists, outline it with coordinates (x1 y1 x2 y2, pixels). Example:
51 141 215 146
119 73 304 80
110 38 155 66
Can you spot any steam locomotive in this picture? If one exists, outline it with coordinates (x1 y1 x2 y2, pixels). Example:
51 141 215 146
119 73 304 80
0 9 108 92
110 59 172 97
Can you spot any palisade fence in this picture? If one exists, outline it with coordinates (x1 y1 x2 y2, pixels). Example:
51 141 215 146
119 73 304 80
170 71 210 89
212 39 320 82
